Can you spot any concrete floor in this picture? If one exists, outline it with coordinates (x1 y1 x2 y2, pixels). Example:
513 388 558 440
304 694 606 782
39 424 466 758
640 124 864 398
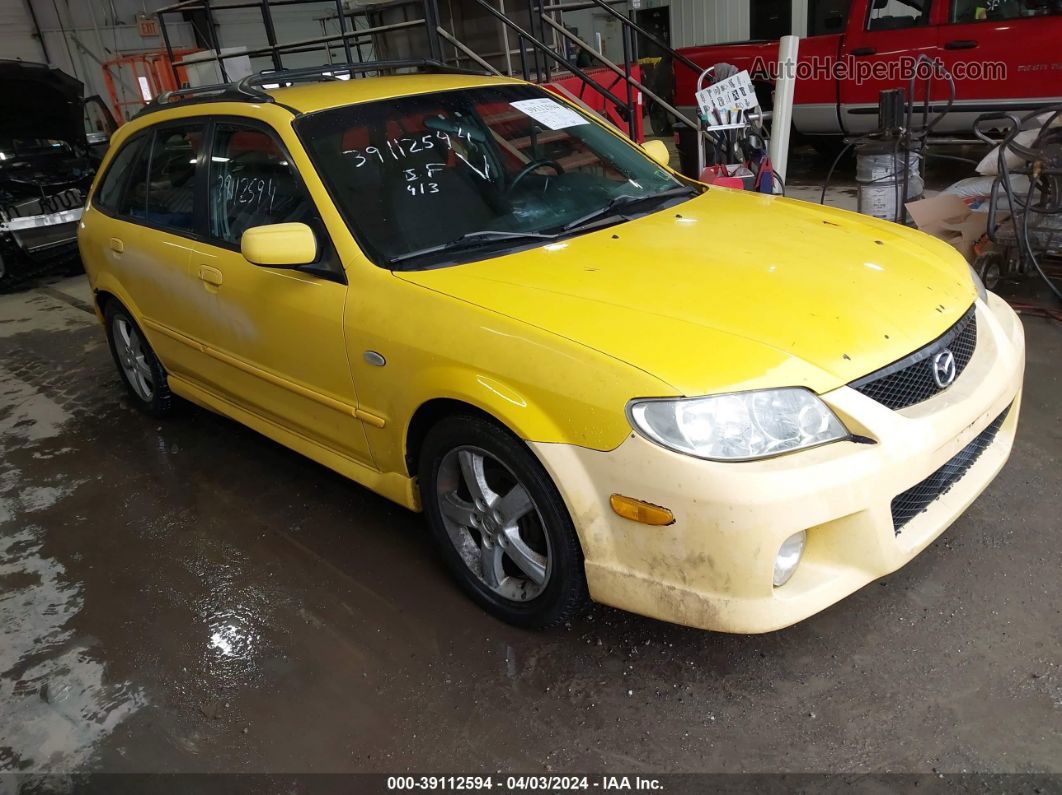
1 178 1060 775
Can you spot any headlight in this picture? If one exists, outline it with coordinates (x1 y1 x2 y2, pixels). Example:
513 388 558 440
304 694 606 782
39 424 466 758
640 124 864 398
969 264 987 302
627 388 849 461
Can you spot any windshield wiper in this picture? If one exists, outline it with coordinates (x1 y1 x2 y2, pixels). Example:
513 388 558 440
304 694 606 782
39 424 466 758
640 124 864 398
559 186 699 233
387 186 698 266
388 229 558 266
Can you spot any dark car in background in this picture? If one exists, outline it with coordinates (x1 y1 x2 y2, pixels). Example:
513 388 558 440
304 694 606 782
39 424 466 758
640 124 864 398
0 60 115 286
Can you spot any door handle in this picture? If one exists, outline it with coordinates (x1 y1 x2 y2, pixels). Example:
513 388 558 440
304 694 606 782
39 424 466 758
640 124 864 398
850 47 877 56
198 265 223 286
109 237 124 253
944 39 978 50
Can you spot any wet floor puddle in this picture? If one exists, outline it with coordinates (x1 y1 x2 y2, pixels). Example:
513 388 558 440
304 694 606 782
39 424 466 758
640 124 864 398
1 295 145 773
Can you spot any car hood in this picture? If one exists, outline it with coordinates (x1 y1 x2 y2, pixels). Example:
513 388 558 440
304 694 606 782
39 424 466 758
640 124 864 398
397 189 975 397
0 60 86 148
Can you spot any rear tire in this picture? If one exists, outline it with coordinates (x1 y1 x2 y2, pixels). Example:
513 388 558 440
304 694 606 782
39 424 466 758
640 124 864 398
418 413 589 629
104 302 175 418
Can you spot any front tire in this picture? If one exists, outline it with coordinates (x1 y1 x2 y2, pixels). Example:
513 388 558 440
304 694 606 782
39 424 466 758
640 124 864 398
418 414 589 629
104 302 175 417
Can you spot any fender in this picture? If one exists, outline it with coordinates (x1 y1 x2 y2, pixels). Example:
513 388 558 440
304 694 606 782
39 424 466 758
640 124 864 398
347 271 676 477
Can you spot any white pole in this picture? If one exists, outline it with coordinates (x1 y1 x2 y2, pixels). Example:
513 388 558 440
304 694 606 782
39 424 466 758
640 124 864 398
769 35 800 189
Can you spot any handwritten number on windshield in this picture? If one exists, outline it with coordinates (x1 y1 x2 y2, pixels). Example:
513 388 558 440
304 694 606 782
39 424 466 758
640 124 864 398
343 130 463 168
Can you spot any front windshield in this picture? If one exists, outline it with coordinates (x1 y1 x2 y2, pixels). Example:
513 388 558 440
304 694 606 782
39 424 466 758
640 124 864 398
296 84 691 268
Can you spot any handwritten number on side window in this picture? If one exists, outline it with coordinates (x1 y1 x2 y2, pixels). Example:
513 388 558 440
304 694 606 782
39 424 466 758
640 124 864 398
216 173 277 212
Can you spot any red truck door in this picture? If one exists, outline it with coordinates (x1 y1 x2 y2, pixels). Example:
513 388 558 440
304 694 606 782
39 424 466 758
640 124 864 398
935 0 1062 131
838 0 940 134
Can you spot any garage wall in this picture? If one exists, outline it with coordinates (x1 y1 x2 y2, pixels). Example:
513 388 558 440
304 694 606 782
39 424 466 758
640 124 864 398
561 6 629 63
205 4 374 73
669 0 749 47
1 1 46 62
1 0 198 112
556 1 748 63
544 1 800 57
0 0 809 117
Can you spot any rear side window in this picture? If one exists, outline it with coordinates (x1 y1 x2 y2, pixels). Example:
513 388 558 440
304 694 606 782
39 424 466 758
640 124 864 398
208 124 314 245
867 0 932 29
129 125 204 232
94 137 146 213
951 0 1059 21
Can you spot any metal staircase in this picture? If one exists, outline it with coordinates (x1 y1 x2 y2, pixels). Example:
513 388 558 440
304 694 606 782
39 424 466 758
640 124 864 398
152 0 707 144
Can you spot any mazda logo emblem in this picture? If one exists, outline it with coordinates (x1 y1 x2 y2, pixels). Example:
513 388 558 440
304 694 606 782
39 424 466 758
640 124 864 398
932 349 957 387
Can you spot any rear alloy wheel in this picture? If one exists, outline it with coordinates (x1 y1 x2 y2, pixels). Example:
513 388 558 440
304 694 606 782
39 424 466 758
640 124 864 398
104 303 175 417
419 415 588 628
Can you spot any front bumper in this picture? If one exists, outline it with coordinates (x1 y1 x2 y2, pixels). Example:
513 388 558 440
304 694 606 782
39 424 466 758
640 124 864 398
1 203 83 256
530 293 1026 633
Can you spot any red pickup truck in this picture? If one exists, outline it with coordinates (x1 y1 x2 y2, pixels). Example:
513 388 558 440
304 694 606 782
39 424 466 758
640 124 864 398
673 0 1062 153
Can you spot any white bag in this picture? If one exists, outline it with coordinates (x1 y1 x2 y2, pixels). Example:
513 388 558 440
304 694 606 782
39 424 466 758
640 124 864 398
976 112 1062 175
941 175 1031 212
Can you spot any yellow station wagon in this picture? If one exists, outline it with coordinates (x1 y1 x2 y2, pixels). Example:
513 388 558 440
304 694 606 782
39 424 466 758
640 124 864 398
79 63 1025 632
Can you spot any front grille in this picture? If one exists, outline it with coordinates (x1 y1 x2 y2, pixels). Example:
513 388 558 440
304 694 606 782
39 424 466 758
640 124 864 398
891 404 1010 534
851 305 977 410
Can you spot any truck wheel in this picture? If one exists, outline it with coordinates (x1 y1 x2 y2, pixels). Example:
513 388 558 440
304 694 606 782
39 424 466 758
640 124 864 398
808 136 851 162
648 102 674 137
418 413 589 629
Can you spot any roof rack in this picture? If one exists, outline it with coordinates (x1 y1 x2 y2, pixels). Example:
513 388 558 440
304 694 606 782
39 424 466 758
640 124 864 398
137 58 492 118
241 59 491 91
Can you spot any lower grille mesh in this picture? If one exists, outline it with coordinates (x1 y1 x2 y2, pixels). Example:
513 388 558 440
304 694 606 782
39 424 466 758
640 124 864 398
891 404 1011 534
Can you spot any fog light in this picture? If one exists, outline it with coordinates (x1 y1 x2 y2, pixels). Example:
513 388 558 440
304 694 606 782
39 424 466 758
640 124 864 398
773 530 806 587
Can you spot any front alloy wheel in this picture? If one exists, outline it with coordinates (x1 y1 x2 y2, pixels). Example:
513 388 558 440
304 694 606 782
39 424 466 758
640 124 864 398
436 446 551 602
419 414 588 628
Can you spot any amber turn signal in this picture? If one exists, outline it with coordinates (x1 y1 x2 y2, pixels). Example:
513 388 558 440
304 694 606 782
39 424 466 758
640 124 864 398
609 494 675 526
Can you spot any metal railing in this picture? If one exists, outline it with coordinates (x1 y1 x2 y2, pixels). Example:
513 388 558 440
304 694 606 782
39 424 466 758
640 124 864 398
151 0 712 145
153 0 442 83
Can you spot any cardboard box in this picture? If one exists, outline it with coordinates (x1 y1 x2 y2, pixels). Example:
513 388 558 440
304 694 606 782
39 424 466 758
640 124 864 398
904 194 999 261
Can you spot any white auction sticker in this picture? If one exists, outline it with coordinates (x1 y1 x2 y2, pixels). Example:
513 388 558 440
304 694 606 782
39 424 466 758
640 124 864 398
510 98 588 130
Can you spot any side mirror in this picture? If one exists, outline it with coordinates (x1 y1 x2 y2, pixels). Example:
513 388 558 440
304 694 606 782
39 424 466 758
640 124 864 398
241 223 317 267
641 139 671 167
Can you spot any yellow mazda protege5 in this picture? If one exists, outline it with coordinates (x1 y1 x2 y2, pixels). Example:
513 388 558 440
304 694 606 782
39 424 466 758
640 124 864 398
79 65 1025 632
